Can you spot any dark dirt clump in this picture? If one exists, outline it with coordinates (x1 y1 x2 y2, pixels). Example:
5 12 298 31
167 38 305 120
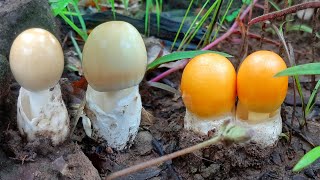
0 129 100 180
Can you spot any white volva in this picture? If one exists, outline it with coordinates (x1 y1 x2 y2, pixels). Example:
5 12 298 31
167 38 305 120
81 21 147 150
17 84 69 145
235 107 282 147
184 109 234 135
84 85 141 150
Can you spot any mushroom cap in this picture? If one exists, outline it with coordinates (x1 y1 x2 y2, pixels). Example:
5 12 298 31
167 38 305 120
9 28 64 92
180 53 236 118
82 21 147 92
237 50 288 113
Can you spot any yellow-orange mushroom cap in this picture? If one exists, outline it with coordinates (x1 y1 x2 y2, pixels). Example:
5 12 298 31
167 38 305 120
9 28 64 92
237 50 288 113
82 21 147 92
180 53 236 118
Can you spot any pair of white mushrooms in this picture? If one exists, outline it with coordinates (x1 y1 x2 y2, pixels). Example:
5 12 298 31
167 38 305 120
10 21 147 150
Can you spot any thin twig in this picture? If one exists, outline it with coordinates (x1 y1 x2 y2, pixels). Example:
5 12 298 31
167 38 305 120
249 1 320 25
232 30 281 46
106 136 222 180
259 0 269 48
283 121 316 148
149 0 258 83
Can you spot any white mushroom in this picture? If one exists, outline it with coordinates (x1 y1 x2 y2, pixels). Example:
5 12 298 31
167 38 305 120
82 21 147 150
9 28 69 145
296 0 318 21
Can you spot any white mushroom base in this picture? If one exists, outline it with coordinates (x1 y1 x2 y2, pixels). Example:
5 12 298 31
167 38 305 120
235 109 282 147
297 8 315 21
184 109 234 135
17 84 69 145
84 85 142 150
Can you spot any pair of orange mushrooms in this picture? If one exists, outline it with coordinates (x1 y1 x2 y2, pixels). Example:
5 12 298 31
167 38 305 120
181 51 288 147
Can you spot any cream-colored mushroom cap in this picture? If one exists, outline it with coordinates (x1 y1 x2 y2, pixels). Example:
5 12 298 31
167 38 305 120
9 28 64 92
82 21 147 92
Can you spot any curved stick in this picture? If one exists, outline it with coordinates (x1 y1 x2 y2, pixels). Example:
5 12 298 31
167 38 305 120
249 1 320 25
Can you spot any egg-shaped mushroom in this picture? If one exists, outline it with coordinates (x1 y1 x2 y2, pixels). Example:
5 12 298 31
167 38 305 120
180 53 237 135
82 21 147 150
236 50 288 147
9 28 69 145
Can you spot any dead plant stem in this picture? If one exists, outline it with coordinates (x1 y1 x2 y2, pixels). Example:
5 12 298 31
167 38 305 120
249 1 320 25
105 135 222 180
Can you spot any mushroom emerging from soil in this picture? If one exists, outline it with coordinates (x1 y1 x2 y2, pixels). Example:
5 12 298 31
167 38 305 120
180 53 237 135
296 0 316 21
9 28 69 145
236 50 288 147
82 21 147 150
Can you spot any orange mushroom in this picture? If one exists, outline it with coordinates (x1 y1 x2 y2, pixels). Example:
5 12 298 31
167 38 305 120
236 50 288 146
180 53 236 134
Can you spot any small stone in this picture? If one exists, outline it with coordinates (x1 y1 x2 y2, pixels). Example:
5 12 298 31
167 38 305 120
271 152 282 165
134 131 153 155
292 174 308 180
194 174 204 180
105 147 114 154
61 150 100 180
304 168 316 179
190 166 198 173
201 163 220 178
52 156 67 174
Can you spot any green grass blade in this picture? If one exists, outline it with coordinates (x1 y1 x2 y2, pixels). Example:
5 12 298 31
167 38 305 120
155 0 161 34
122 0 129 10
171 0 194 50
305 80 320 115
275 63 320 77
107 0 116 19
145 0 152 35
147 82 179 94
60 11 80 16
147 50 233 70
287 24 320 38
178 0 210 50
211 0 234 41
59 13 87 41
183 1 219 50
70 32 83 61
92 0 101 11
268 0 281 11
70 0 88 40
204 0 222 45
66 64 79 72
293 146 320 172
49 0 72 16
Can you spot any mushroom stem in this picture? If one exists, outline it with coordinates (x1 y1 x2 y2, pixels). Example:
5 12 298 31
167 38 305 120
248 112 271 123
17 84 69 145
184 109 234 135
85 84 142 150
27 89 51 118
236 102 282 147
